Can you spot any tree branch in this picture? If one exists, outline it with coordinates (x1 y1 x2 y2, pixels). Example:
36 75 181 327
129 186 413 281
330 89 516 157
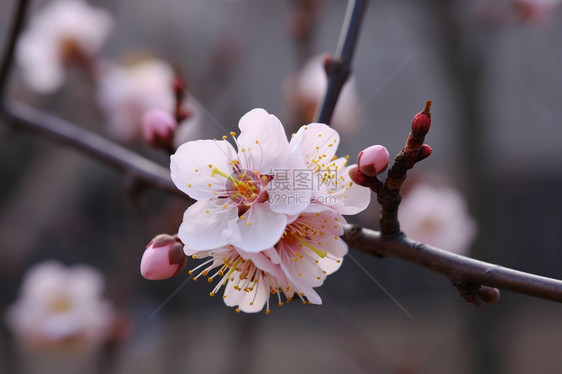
0 0 30 100
2 100 184 198
343 224 562 303
315 0 368 124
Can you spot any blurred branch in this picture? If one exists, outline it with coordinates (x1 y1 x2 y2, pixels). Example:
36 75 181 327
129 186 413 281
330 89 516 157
315 0 368 124
2 100 184 197
0 0 30 100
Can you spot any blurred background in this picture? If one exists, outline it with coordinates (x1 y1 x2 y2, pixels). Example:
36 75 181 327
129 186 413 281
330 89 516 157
1 0 562 373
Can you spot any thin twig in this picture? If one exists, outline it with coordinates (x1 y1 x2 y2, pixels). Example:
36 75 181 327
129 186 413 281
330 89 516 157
315 0 368 124
343 224 562 303
0 0 30 100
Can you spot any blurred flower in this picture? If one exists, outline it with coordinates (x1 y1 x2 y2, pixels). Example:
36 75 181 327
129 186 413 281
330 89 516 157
513 0 561 23
5 261 114 351
142 109 178 151
16 0 113 93
284 54 362 136
141 234 186 280
95 58 176 142
398 184 477 256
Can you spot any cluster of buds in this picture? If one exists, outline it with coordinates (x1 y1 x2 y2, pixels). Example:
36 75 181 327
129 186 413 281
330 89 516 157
350 101 433 192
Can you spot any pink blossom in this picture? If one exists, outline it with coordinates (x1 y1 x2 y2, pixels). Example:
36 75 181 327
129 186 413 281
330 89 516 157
17 0 112 93
398 184 477 256
5 261 114 350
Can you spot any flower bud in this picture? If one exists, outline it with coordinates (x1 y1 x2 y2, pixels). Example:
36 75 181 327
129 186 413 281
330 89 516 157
142 109 178 150
348 166 369 187
417 144 432 161
140 234 186 280
412 100 432 135
478 286 500 304
357 145 389 176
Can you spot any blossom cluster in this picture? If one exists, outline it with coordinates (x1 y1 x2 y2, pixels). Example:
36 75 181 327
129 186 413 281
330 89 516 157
170 109 371 313
16 0 201 146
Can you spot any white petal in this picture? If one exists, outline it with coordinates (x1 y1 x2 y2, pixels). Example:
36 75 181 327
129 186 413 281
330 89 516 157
267 153 312 215
289 123 340 169
178 200 239 250
223 270 269 313
320 160 371 215
236 108 289 171
238 248 278 276
171 139 238 200
234 204 287 252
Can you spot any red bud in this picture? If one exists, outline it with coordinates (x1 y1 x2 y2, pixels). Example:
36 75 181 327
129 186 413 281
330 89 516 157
412 100 432 135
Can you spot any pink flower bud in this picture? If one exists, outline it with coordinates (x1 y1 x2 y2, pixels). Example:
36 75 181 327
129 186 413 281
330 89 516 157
348 166 369 187
140 234 186 280
412 100 432 135
357 145 389 176
142 109 178 150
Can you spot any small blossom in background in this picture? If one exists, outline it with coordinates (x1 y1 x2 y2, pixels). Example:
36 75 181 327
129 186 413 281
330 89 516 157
95 58 193 143
169 108 371 312
16 0 113 93
284 54 362 136
513 0 561 23
5 261 114 351
398 183 477 256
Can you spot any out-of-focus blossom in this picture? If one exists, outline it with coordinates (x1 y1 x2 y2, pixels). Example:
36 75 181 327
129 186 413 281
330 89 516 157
142 109 178 151
95 58 175 142
513 0 561 23
141 234 186 280
16 0 113 93
398 184 477 256
284 55 362 136
5 261 114 350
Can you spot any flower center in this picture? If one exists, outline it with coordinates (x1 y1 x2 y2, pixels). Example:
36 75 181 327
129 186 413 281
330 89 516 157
282 221 327 258
212 166 271 205
49 294 73 313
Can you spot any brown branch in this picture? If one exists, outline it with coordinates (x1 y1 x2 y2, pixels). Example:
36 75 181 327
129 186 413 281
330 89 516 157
0 0 30 100
2 100 185 198
343 224 562 303
315 0 368 124
378 100 432 237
